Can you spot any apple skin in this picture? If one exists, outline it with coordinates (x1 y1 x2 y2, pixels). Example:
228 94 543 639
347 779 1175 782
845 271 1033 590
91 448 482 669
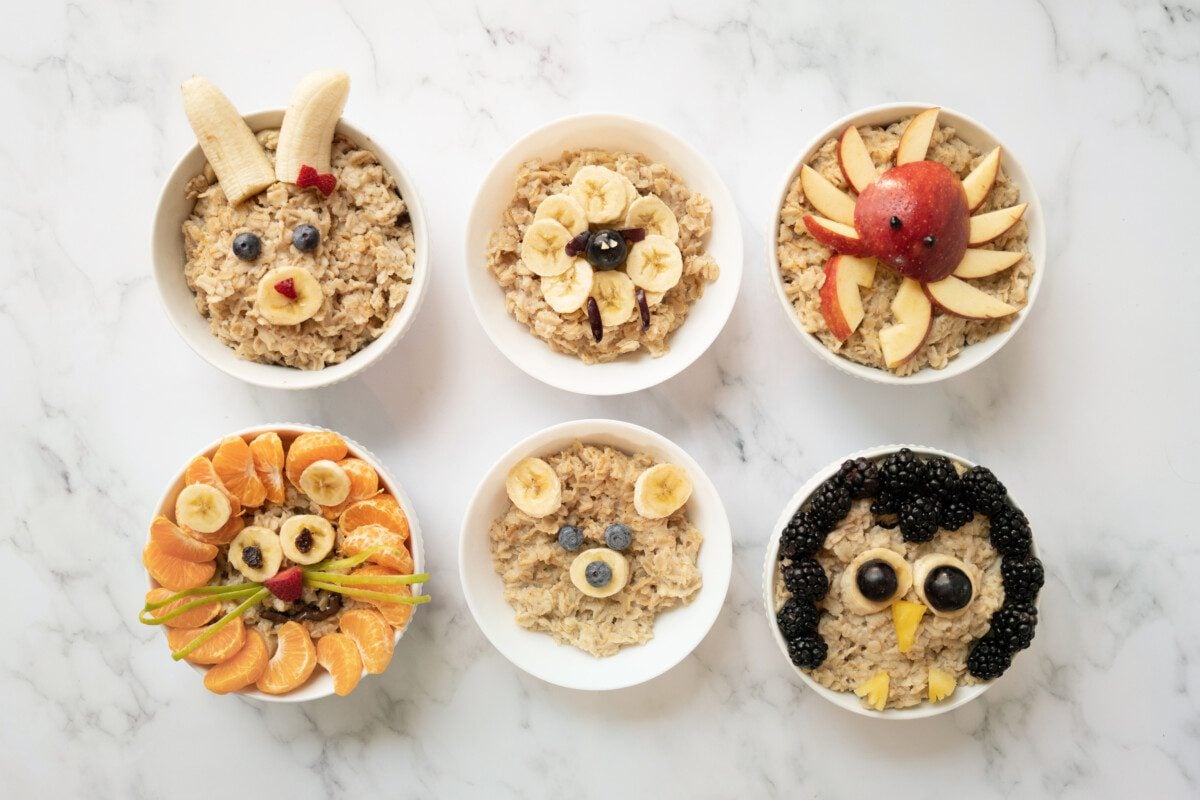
803 215 871 257
818 255 874 341
854 161 970 282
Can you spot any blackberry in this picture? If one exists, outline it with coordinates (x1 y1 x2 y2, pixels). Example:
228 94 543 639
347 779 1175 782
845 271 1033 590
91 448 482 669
835 457 881 499
938 497 975 531
786 631 828 669
779 511 826 560
924 456 962 502
987 603 1038 652
879 448 928 496
776 598 821 639
899 495 941 542
1001 555 1045 603
806 479 852 531
989 504 1033 556
870 490 902 528
782 558 829 601
966 637 1012 680
961 466 1007 515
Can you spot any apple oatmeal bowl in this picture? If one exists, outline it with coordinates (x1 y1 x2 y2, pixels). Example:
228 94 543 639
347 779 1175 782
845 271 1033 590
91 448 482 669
771 105 1044 380
139 425 428 699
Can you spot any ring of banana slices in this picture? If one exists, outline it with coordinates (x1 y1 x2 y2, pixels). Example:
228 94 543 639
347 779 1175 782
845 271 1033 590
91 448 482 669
521 164 685 343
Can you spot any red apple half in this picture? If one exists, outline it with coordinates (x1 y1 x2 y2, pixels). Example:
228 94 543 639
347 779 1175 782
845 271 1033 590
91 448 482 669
819 255 877 341
838 125 877 194
924 276 1017 320
880 278 933 369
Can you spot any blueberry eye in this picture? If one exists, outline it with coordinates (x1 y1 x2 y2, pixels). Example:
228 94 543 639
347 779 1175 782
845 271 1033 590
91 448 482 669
925 565 973 612
889 216 902 230
855 559 898 602
232 232 261 261
292 224 320 252
557 525 583 551
604 523 632 551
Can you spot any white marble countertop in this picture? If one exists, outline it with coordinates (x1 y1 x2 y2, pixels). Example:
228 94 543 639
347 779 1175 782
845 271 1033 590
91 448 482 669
3 1 1198 797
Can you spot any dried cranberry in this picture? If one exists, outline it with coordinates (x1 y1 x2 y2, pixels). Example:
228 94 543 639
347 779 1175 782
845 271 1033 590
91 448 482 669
565 230 591 257
295 528 314 554
242 545 263 569
618 227 646 243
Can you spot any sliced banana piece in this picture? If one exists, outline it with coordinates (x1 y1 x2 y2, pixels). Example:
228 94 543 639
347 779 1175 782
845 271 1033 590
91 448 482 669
541 259 594 314
643 290 665 307
839 548 913 615
569 165 628 224
274 69 350 184
619 173 640 209
534 193 589 236
279 514 336 565
624 195 680 242
256 267 324 326
505 457 562 518
520 219 574 277
625 235 684 293
569 548 630 598
299 460 351 506
175 483 232 534
590 270 636 327
180 77 275 205
634 463 693 519
229 525 283 582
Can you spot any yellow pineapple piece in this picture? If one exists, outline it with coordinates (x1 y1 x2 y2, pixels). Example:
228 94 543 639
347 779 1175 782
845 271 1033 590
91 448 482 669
928 667 957 703
854 670 890 711
892 600 927 653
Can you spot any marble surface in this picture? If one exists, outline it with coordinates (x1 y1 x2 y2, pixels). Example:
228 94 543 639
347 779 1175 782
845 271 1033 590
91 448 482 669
3 1 1198 797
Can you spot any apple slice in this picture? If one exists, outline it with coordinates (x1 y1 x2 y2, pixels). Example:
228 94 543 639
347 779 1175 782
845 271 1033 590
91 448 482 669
803 215 870 256
961 147 1001 212
879 278 932 369
819 255 877 341
896 107 940 165
838 125 877 193
924 276 1017 320
953 248 1023 279
968 203 1027 245
800 166 856 226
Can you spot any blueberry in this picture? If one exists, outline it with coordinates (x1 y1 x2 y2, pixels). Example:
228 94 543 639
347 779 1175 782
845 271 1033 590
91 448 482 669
855 559 898 602
604 523 632 551
557 525 583 551
585 560 612 588
925 565 973 612
232 232 261 261
292 224 320 252
584 229 627 270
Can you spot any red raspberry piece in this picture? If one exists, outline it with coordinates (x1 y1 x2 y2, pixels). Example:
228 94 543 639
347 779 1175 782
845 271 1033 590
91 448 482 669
274 277 298 300
296 164 337 197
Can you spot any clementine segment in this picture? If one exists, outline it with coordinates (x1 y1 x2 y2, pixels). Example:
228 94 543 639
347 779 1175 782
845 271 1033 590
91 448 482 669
316 632 363 696
143 541 215 591
149 515 218 562
212 435 267 509
339 609 394 674
183 455 242 516
204 630 268 694
145 588 220 629
249 432 286 504
284 431 348 487
339 524 414 574
256 621 317 694
350 564 415 630
338 494 410 541
166 616 246 665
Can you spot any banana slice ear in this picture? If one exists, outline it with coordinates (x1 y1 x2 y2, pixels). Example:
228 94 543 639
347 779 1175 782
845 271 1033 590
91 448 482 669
181 76 275 205
275 70 350 184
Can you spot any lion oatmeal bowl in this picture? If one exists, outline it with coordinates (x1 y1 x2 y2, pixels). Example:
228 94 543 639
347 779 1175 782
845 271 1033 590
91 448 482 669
762 445 1043 720
152 71 430 390
141 424 427 702
465 114 743 396
768 103 1045 385
459 419 732 690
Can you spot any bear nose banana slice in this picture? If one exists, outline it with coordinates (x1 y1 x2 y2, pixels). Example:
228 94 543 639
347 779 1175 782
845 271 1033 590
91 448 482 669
175 483 232 534
633 463 692 519
625 235 683 293
540 259 594 314
569 548 630 598
569 165 628 224
624 195 680 242
534 193 589 236
230 525 284 582
505 457 562 518
520 219 575 277
589 270 636 327
256 267 324 326
280 514 335 565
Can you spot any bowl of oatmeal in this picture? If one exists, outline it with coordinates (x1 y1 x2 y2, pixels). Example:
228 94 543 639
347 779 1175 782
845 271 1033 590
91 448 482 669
142 423 426 702
465 114 742 395
152 73 430 390
768 103 1045 384
459 419 732 690
762 445 1043 719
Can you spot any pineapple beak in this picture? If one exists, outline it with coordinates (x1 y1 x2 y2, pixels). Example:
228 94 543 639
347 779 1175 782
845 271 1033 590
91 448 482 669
891 600 928 654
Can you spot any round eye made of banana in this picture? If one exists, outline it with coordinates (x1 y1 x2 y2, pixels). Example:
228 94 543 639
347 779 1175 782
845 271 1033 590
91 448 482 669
913 554 978 618
840 548 913 614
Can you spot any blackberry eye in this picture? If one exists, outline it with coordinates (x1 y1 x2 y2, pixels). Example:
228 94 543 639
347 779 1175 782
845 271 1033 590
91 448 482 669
913 554 976 616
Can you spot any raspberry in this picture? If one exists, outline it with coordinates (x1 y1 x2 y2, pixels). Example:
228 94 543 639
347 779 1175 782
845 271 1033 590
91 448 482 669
296 164 337 196
265 566 304 602
274 277 298 300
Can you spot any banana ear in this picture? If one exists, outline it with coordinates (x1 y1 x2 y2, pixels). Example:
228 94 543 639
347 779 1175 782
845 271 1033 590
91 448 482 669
181 76 275 205
275 70 350 184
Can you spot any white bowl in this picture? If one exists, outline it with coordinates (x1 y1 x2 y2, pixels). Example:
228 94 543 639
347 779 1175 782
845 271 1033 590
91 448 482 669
465 113 743 396
152 110 431 390
761 444 1041 720
147 423 425 702
460 419 732 690
767 103 1046 385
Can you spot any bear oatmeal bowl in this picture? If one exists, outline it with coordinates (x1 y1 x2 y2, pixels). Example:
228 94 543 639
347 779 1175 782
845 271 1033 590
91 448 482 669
761 445 1043 719
141 424 426 702
768 103 1045 385
465 114 742 396
152 72 430 390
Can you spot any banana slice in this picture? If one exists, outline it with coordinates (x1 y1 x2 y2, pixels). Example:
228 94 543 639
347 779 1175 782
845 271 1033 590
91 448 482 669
299 460 351 506
620 174 640 209
279 514 336 565
569 548 630 598
256 267 324 326
505 457 561 518
541 259 594 314
569 166 628 224
590 270 636 327
274 69 350 184
520 219 574 277
229 525 283 582
633 463 693 519
624 195 680 242
180 77 275 205
534 193 589 236
175 483 232 534
644 290 665 307
625 235 684 293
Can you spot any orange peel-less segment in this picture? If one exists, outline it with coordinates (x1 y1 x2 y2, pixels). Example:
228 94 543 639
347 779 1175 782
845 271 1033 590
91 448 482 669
339 524 414 574
144 588 221 629
183 513 244 546
338 494 410 541
249 432 286 504
149 515 218 562
143 541 215 591
284 431 348 487
204 630 268 694
350 564 415 630
339 608 394 674
256 621 317 694
212 435 267 509
316 632 363 696
167 616 246 665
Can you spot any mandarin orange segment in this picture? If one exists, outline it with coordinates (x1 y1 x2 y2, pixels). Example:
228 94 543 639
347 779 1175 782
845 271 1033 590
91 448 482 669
143 541 216 591
182 513 244 546
339 524 414 574
145 588 221 629
284 431 348 487
249 432 286 504
316 632 364 696
212 435 267 509
319 458 380 519
150 515 219 562
204 630 268 694
183 455 242 516
338 494 410 542
351 564 415 630
256 621 318 695
166 616 246 665
339 609 394 675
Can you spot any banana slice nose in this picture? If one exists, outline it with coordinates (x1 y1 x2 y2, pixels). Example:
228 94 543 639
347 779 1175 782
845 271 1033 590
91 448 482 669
569 548 629 599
